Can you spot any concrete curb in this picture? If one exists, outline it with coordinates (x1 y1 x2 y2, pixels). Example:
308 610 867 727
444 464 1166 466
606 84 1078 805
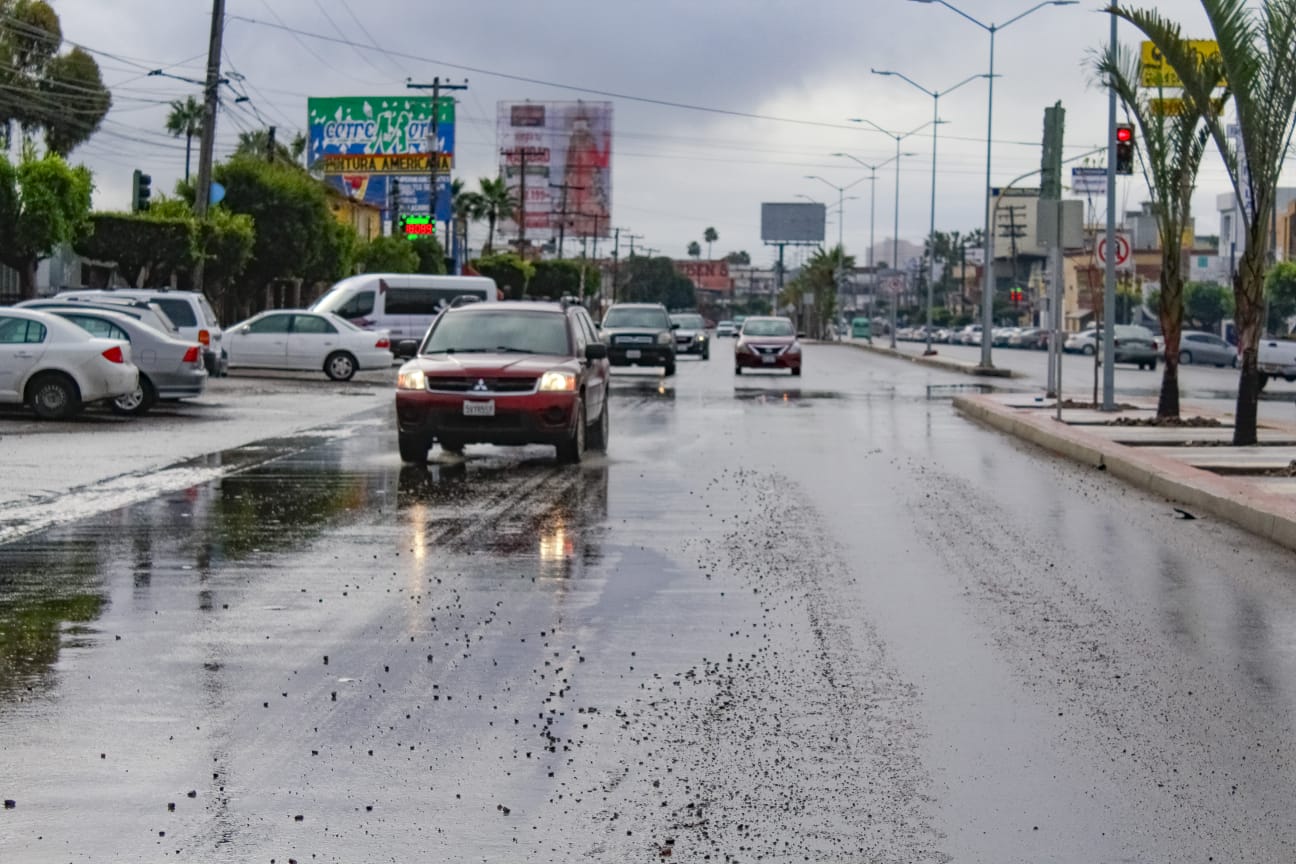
953 394 1296 553
824 339 1019 378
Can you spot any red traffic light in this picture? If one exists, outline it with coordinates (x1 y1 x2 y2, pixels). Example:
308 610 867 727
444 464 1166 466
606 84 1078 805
1116 125 1133 143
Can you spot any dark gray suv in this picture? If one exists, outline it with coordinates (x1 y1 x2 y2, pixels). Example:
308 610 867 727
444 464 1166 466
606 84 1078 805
600 303 677 376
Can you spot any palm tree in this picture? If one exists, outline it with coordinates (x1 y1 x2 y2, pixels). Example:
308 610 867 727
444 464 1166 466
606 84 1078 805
1093 43 1213 420
165 95 203 182
290 131 308 167
687 241 701 259
703 226 718 259
234 129 294 163
476 176 515 253
1111 0 1296 444
451 178 486 257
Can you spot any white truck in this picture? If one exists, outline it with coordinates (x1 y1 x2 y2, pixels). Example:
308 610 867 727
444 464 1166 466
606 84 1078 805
1258 337 1296 388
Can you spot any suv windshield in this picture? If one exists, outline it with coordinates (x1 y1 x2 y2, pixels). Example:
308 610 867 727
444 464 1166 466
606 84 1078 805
671 314 704 329
743 319 795 337
423 310 570 356
604 307 669 329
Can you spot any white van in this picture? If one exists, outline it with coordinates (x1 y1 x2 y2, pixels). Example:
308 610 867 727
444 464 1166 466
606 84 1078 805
310 274 499 343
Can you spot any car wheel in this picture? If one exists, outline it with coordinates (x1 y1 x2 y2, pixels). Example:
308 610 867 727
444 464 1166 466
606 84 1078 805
734 365 742 375
324 351 357 381
1179 350 1192 365
702 347 710 360
587 397 610 451
398 431 430 464
111 375 157 416
791 366 802 377
556 398 586 464
1082 344 1095 356
1149 358 1157 371
663 362 676 377
439 438 465 455
28 372 81 420
1258 372 1270 390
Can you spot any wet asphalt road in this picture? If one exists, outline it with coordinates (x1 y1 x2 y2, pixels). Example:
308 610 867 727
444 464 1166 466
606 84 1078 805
4 345 1296 862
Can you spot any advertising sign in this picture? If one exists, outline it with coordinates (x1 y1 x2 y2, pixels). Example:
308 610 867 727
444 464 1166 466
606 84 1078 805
308 96 455 222
1071 166 1107 196
497 101 613 238
760 203 826 244
1139 40 1223 88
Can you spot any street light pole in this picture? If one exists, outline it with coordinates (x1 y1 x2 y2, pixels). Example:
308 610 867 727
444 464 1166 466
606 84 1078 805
909 0 1078 368
806 174 867 338
871 70 987 355
834 151 908 336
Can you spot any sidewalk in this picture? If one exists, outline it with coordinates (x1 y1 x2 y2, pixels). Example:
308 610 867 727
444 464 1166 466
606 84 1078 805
829 338 1019 378
954 392 1296 552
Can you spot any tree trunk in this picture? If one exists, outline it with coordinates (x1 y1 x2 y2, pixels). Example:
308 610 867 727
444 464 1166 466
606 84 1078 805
184 133 193 183
487 215 496 254
1157 267 1184 419
17 257 37 300
1232 229 1267 446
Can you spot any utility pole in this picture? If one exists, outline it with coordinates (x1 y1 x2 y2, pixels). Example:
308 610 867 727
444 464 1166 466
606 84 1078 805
192 0 226 295
611 227 621 304
406 77 468 239
1102 5 1119 410
500 145 535 252
266 125 276 162
621 231 643 301
549 181 585 260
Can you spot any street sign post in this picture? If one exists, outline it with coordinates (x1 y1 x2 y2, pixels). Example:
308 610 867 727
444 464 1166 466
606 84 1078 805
1071 166 1107 196
1094 232 1131 268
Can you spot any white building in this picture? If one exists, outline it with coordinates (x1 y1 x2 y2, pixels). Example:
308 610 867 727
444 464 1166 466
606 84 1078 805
1216 188 1296 276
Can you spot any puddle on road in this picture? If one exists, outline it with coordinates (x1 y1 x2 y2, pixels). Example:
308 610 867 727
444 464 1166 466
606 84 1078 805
731 387 843 404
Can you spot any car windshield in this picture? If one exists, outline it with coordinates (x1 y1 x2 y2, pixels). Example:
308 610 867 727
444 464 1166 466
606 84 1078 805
423 310 570 356
604 307 668 329
671 314 704 329
743 319 794 337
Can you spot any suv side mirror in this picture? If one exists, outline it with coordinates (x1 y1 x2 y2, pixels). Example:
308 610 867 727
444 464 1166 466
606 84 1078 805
585 343 608 361
394 339 420 359
670 322 680 330
797 332 807 339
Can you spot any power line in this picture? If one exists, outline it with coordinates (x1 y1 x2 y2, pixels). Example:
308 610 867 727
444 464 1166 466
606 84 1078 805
313 0 391 81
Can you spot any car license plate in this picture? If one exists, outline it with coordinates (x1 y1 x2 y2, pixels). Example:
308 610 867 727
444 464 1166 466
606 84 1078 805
625 349 642 359
762 355 776 364
463 400 495 417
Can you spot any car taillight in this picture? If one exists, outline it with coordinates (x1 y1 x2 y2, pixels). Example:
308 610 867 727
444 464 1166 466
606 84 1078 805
375 337 390 349
182 346 201 364
198 329 211 346
102 345 125 364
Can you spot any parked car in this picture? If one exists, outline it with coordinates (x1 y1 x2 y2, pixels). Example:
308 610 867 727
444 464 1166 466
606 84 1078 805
1258 336 1296 388
715 320 737 338
18 297 180 339
669 312 710 359
992 327 1019 346
1064 328 1098 355
1177 330 1237 367
1097 324 1159 370
224 310 393 380
0 308 139 420
601 303 677 375
958 324 983 345
393 300 610 464
56 289 225 377
310 273 499 347
735 316 802 376
43 307 206 415
1009 327 1047 350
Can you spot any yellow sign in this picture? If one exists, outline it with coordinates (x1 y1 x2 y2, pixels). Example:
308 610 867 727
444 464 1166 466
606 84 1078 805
320 152 453 175
1148 96 1228 116
1140 40 1224 88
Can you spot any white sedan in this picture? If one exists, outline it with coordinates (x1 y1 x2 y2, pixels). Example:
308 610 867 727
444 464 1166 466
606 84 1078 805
0 308 139 419
224 310 393 380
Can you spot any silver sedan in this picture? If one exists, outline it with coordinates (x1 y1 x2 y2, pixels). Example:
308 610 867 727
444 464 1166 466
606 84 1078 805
48 307 207 415
1177 330 1237 367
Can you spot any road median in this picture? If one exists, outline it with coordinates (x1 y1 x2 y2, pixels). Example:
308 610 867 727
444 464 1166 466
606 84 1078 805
827 339 1019 377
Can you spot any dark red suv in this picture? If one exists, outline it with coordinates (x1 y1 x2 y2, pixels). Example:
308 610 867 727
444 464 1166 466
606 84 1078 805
394 301 610 463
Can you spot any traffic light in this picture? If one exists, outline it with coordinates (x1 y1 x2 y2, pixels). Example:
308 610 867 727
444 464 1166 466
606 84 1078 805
1009 287 1024 305
1115 124 1135 175
131 169 151 212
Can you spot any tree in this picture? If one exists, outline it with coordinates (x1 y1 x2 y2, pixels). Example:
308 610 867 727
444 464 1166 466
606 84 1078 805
357 235 418 274
687 240 701 259
290 132 307 167
1094 44 1212 419
530 259 590 299
476 176 514 253
785 245 852 338
1112 0 1296 444
452 178 485 257
725 250 751 265
1184 281 1234 330
73 211 195 288
165 96 204 182
409 236 447 274
1264 261 1296 334
703 226 718 259
234 129 295 164
0 2 111 155
0 151 91 297
472 252 533 299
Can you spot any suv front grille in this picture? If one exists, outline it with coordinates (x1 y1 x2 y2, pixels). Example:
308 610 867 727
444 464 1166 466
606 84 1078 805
426 376 538 394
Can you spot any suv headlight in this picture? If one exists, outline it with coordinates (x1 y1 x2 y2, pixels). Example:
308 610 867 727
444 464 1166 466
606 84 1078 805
539 370 577 392
397 367 426 390
657 332 673 345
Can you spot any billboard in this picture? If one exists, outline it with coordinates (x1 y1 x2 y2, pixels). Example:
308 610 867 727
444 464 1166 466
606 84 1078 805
497 101 612 238
761 203 826 243
307 96 455 222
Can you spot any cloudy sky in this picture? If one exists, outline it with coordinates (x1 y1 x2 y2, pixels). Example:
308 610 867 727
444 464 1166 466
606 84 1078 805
55 0 1253 269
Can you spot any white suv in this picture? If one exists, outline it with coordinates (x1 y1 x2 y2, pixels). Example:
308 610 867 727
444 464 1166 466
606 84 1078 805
56 289 226 376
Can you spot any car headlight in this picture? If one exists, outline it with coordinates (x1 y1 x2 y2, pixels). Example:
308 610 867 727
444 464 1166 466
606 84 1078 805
787 342 802 354
657 332 673 345
397 367 426 390
539 370 577 392
696 334 706 342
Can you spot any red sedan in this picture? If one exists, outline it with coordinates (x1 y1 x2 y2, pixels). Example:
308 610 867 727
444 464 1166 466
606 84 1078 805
394 301 610 463
734 316 802 376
